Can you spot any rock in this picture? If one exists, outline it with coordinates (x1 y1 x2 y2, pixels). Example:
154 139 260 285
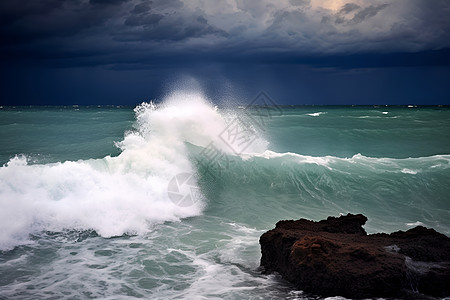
259 214 450 299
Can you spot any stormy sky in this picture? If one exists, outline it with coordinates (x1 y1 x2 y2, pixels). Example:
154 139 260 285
1 0 449 105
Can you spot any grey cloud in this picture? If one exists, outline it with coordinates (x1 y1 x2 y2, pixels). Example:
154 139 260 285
132 2 152 14
119 1 227 41
393 0 450 50
339 3 360 14
124 13 163 26
134 14 229 41
149 0 184 11
1 0 450 69
331 3 389 26
235 0 270 18
262 0 449 54
350 3 390 24
289 0 310 7
334 3 360 24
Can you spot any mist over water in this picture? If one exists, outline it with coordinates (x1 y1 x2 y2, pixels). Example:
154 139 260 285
1 93 449 299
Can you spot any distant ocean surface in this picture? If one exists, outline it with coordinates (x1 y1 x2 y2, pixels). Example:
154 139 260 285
1 94 450 299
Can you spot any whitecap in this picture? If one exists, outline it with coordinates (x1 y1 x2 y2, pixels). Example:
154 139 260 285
401 168 418 174
406 221 425 226
306 112 326 117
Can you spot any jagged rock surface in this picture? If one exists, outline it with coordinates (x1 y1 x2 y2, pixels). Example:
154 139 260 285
260 214 450 299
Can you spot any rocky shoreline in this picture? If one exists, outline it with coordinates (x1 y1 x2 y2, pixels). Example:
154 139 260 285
259 214 450 299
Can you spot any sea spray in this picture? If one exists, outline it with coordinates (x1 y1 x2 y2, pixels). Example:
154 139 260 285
0 92 269 251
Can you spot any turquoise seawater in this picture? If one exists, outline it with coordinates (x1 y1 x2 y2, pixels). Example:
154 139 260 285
0 97 449 299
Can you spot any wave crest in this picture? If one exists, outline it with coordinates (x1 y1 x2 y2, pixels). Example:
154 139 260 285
1 92 267 251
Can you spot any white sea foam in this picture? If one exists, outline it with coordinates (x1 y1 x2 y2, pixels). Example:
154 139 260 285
406 221 425 226
240 151 450 180
242 150 334 169
306 112 326 117
0 92 269 251
401 168 418 174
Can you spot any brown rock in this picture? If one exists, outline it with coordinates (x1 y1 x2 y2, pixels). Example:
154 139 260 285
259 214 450 299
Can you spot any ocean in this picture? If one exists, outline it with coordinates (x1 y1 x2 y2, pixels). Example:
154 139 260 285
1 93 449 299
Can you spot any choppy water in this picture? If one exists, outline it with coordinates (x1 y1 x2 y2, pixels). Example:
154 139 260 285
1 94 449 299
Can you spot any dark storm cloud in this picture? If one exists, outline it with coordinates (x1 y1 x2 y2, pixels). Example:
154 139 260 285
2 0 450 66
131 2 151 14
0 0 128 46
0 0 64 26
120 0 228 42
124 13 164 27
89 0 129 5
